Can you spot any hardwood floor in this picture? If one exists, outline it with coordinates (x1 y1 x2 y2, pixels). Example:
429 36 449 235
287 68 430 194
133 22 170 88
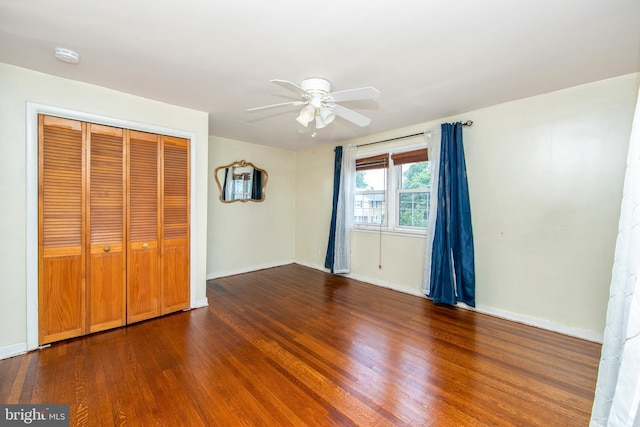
0 264 601 426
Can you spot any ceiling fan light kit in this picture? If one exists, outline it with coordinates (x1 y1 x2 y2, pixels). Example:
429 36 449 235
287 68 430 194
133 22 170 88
316 106 336 129
296 104 315 126
248 77 380 131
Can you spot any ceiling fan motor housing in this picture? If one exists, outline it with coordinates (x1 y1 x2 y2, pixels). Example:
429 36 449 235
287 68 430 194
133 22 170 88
300 78 332 98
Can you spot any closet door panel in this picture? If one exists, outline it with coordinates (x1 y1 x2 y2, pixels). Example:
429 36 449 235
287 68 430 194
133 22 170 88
88 247 125 331
87 124 126 332
162 239 189 312
161 136 190 313
40 253 83 343
128 241 159 322
39 116 85 344
127 131 160 323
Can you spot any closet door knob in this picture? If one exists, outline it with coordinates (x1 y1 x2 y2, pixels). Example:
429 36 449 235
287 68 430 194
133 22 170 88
103 246 110 252
142 243 148 249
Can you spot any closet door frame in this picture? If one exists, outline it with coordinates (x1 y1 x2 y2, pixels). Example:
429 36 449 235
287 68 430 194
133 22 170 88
25 103 199 351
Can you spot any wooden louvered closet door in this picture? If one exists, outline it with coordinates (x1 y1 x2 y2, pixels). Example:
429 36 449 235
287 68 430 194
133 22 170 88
127 131 161 323
87 124 126 332
161 136 190 313
39 116 190 344
38 116 85 344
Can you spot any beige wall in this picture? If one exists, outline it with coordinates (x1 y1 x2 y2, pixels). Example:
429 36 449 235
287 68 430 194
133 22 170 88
0 63 209 356
294 144 337 267
295 73 640 340
207 136 295 277
465 75 637 336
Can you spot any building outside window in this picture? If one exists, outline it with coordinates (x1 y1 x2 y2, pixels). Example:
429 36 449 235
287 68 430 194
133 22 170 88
354 154 388 226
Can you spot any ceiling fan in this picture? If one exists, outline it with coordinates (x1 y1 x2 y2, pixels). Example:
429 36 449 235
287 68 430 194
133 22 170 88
247 78 380 129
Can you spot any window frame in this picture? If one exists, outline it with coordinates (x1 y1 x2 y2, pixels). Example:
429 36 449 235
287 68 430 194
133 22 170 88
353 144 430 236
354 153 390 227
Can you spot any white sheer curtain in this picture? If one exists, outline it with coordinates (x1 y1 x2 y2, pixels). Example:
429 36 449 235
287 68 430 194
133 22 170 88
422 126 441 295
333 144 356 274
224 168 235 200
591 88 640 426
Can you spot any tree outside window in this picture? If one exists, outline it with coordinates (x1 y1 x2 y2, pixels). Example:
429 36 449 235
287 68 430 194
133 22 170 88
398 161 430 228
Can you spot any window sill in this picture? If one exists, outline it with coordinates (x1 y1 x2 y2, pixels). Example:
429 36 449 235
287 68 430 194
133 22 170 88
353 226 427 238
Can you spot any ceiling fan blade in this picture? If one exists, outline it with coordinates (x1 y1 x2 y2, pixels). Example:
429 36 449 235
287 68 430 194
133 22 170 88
271 79 309 97
332 104 372 127
246 100 305 112
329 86 380 103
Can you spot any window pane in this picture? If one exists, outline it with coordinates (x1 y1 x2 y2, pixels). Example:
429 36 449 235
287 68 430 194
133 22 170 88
355 168 386 191
400 161 430 190
398 192 429 227
354 193 386 225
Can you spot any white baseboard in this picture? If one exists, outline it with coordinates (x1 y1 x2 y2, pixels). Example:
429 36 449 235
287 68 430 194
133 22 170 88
293 259 326 272
470 304 604 343
206 260 295 280
295 261 604 344
0 342 28 360
347 272 424 298
192 298 209 309
295 260 424 297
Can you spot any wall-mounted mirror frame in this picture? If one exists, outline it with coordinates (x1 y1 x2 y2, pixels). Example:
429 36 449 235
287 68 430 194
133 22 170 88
214 160 268 203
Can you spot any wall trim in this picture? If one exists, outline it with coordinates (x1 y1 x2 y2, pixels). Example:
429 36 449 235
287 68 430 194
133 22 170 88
295 259 424 297
206 260 295 280
25 102 200 351
347 272 425 297
192 298 209 309
294 261 604 343
471 304 604 343
0 342 27 360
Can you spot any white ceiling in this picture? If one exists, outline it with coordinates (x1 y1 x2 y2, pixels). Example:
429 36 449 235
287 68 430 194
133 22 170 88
1 0 639 151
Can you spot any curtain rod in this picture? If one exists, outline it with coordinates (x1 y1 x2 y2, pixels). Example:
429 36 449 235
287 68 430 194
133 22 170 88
356 120 473 148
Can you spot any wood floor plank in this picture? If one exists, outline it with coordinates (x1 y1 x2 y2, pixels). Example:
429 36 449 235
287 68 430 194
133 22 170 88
3 357 27 403
0 264 601 425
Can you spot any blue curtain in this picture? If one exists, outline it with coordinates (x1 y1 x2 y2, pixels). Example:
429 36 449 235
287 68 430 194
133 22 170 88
251 168 262 200
222 167 230 200
325 146 343 273
429 122 475 306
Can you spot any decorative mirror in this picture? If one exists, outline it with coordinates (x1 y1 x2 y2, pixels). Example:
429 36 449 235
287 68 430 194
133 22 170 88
214 160 268 203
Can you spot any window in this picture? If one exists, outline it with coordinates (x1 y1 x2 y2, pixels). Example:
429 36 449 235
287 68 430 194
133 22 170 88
393 149 430 229
354 154 388 226
354 148 430 232
397 162 430 227
231 172 253 200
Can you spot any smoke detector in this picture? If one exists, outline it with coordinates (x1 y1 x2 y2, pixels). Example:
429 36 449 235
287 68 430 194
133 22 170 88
54 47 80 64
